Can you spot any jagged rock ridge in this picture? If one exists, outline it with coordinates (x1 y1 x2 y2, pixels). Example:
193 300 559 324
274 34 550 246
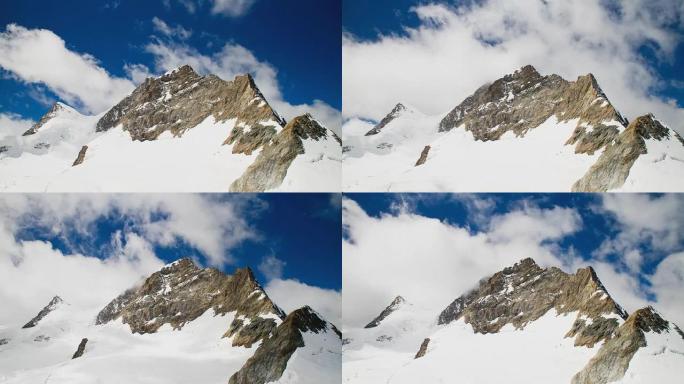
96 65 285 143
437 258 627 347
229 113 341 192
364 296 406 328
228 306 341 384
365 103 407 136
95 258 285 347
22 103 70 136
22 296 63 328
438 65 627 151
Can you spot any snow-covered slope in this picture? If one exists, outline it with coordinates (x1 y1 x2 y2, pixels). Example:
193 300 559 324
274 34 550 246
343 258 684 384
0 259 341 384
343 65 684 192
0 65 340 192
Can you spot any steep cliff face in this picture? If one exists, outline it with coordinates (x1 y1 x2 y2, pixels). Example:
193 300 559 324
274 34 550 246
95 258 285 348
22 296 64 329
96 65 284 143
364 296 406 328
229 306 341 384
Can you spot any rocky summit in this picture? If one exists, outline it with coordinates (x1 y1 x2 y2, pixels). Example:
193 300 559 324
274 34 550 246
22 295 63 328
96 65 284 142
95 257 285 348
364 296 406 328
438 65 627 146
438 258 627 346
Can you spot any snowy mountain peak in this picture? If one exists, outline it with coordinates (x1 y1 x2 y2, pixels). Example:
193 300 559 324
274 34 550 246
364 295 407 328
22 102 80 137
21 295 64 328
365 103 409 136
95 259 285 335
437 258 627 341
95 63 284 142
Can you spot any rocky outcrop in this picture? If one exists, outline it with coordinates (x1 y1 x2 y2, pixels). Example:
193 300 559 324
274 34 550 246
229 114 340 191
438 65 627 150
365 296 405 328
22 296 63 328
95 65 284 144
22 103 66 136
72 338 88 359
414 338 430 358
72 145 88 166
415 145 430 166
0 338 9 345
365 103 406 136
572 307 674 384
437 258 627 347
572 114 673 191
95 258 285 349
228 306 340 384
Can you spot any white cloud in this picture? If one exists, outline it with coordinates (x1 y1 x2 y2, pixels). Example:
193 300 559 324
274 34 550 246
258 254 286 280
342 197 580 328
0 113 34 138
651 252 684 327
0 24 135 114
143 39 341 132
265 278 341 327
210 0 258 17
342 0 684 134
152 17 193 40
342 195 684 329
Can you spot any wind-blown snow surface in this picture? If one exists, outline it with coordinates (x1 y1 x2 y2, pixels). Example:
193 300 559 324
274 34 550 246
343 297 684 384
0 303 259 384
342 107 684 192
0 107 340 192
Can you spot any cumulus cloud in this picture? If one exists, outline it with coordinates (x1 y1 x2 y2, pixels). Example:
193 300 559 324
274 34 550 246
265 278 341 327
0 24 135 114
210 0 258 17
152 17 193 40
142 38 341 132
342 0 684 134
0 113 34 138
342 195 684 329
258 254 286 280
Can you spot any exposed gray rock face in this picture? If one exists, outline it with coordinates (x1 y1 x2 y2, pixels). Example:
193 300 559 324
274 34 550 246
228 306 340 384
229 114 341 192
414 338 430 359
0 338 9 345
342 337 352 345
72 338 88 359
437 258 627 348
95 258 285 349
22 103 65 136
22 296 63 328
438 65 627 151
365 296 405 328
95 65 284 145
572 114 674 192
72 145 88 166
33 335 50 342
572 307 676 384
415 145 430 166
365 103 406 136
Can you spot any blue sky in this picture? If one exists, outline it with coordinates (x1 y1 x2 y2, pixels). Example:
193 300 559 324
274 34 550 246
0 0 340 124
342 193 684 326
13 193 341 290
342 0 684 130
